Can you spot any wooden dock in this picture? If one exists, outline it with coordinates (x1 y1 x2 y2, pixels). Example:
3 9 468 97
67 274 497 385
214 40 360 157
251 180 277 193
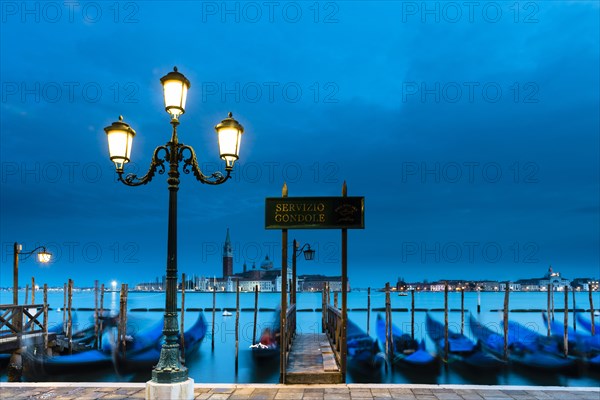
285 333 343 384
0 304 54 353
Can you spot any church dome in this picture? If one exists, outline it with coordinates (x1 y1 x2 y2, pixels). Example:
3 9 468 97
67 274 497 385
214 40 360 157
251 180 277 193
261 255 273 270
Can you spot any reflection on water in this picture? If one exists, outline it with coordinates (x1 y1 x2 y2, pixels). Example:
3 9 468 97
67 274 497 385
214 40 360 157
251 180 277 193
1 291 599 386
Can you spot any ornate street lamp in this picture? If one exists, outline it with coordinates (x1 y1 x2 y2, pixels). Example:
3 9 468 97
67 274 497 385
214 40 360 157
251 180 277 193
104 67 244 387
13 242 51 305
291 240 315 304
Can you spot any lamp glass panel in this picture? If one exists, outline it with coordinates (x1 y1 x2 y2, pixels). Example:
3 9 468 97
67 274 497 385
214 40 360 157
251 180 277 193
304 249 315 261
107 129 132 167
163 80 187 115
218 127 241 164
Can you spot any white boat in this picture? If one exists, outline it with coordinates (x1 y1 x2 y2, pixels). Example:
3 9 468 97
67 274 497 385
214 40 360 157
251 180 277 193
398 292 408 296
222 310 233 316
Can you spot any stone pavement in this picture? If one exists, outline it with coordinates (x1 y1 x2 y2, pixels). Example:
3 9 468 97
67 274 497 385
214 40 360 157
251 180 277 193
0 383 598 400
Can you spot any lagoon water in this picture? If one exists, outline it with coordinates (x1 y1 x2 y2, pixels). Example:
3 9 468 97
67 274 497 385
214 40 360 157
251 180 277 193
2 290 599 386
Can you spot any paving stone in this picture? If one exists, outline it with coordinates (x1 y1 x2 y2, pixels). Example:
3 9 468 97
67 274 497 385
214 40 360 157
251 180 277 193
390 389 413 395
371 389 392 398
213 388 236 394
434 394 462 400
250 389 277 400
304 389 324 394
390 396 417 400
412 390 433 395
525 392 553 399
274 391 303 400
209 394 232 400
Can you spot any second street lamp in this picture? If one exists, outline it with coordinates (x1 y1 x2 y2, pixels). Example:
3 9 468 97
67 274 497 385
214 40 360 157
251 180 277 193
291 240 315 304
104 67 244 388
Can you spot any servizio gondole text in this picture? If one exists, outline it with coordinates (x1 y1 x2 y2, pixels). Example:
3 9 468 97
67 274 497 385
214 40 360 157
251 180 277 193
274 202 326 223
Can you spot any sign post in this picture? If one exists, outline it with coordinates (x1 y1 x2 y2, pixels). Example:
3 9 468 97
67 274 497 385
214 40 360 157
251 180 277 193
266 182 364 383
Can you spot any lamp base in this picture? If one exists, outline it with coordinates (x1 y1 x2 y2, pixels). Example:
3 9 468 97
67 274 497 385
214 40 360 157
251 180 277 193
145 378 194 400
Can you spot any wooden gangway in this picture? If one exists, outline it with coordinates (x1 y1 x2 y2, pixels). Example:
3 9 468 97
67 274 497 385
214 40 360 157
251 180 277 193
280 290 345 384
285 333 342 384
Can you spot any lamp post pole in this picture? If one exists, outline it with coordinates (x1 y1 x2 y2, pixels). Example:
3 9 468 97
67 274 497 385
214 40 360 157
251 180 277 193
12 243 51 305
291 240 315 305
292 240 297 305
154 120 186 383
13 243 19 305
104 67 244 386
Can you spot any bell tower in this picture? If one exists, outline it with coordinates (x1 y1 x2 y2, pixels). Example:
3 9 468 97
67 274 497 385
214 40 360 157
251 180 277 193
223 228 233 277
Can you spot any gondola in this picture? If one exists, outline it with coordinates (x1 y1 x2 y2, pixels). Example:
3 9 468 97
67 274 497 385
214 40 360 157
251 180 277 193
24 317 164 378
375 314 437 370
542 313 600 353
346 318 385 371
469 314 576 371
113 313 207 374
425 313 504 370
576 314 600 335
250 308 280 359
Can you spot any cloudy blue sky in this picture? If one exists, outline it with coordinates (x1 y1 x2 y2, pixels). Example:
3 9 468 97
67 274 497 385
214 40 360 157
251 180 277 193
1 1 598 289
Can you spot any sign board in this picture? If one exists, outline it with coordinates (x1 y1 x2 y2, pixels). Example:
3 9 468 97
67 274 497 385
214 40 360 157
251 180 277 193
265 197 364 229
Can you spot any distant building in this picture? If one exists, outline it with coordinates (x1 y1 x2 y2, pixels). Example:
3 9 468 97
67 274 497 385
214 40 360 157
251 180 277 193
499 282 522 291
300 275 348 292
515 266 571 291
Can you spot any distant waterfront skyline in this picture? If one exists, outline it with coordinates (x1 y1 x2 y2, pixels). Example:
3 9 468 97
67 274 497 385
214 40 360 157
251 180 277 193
1 2 598 289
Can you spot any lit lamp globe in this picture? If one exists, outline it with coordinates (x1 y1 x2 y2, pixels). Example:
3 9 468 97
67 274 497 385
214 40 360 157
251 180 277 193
37 249 51 263
160 66 190 120
104 116 136 172
215 112 244 170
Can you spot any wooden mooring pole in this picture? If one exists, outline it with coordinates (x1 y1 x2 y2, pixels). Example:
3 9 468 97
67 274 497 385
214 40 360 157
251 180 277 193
68 279 73 354
444 282 449 363
235 280 240 374
551 283 555 321
31 277 35 304
99 284 105 349
94 280 99 349
563 286 569 357
24 284 29 305
477 287 481 313
63 282 67 333
367 287 371 336
212 289 216 350
460 288 465 335
43 283 48 353
334 292 338 309
253 285 259 345
547 284 552 337
411 289 415 340
384 282 390 360
503 282 509 361
572 288 577 332
181 273 186 362
589 283 596 336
